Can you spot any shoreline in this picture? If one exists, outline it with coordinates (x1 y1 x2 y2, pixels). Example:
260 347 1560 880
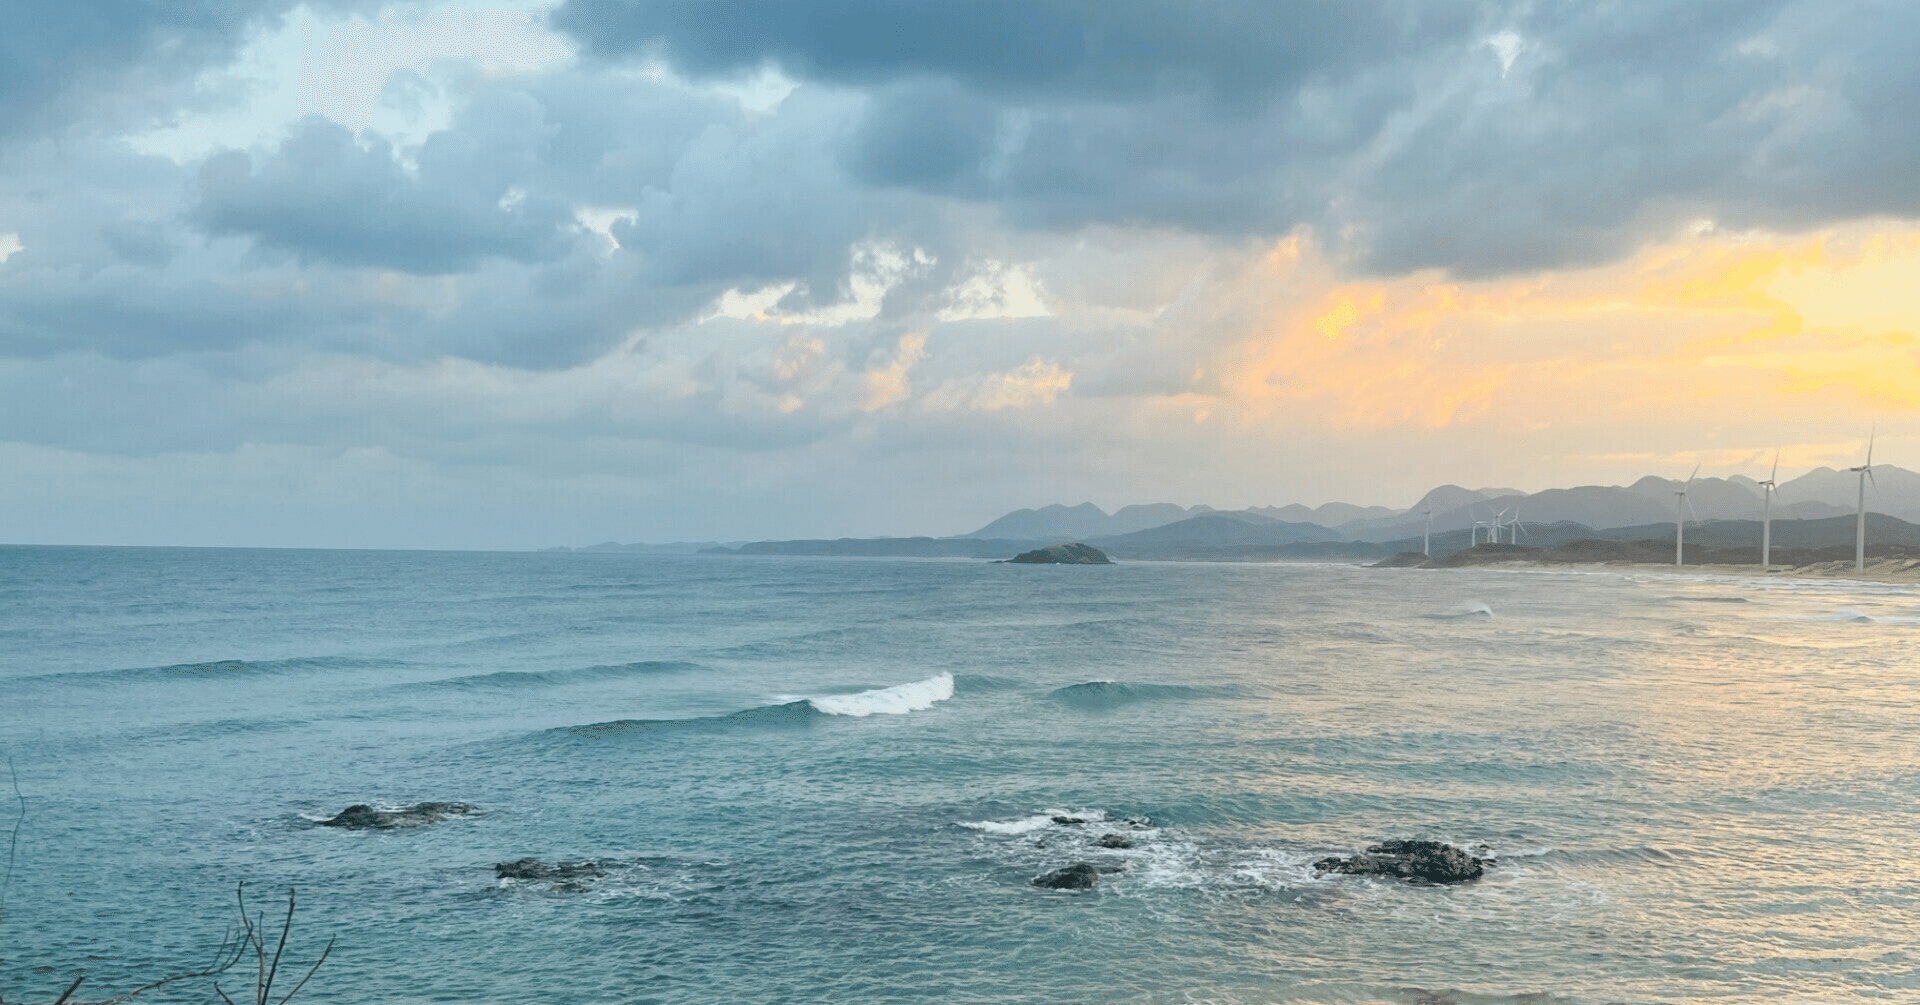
1439 557 1920 586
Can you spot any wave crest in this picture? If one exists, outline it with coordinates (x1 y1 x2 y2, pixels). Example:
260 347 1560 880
407 660 706 690
809 672 954 716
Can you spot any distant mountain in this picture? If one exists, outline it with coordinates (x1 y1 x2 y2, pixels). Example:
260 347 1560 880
1248 501 1400 527
667 465 1920 562
1344 476 1859 543
962 502 1214 540
718 537 1035 558
1092 512 1344 552
1778 465 1920 520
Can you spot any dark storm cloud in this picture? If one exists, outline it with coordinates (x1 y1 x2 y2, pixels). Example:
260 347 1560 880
552 0 1920 278
551 0 1476 103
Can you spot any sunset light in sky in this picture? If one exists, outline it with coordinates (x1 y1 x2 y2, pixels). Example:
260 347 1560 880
2 2 1916 547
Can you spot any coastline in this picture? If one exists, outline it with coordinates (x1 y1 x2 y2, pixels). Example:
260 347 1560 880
1444 556 1920 586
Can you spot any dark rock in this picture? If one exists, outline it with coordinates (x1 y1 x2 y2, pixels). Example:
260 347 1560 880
1313 839 1487 884
1032 862 1101 889
320 801 477 829
1008 543 1114 565
1051 815 1089 825
493 857 607 881
1095 833 1135 849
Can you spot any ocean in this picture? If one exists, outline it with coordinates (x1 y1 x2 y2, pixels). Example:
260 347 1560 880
4 546 1919 1004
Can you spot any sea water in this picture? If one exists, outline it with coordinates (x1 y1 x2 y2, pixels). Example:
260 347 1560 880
4 546 1920 1004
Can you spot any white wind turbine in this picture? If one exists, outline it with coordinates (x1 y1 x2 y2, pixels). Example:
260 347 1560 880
1421 508 1434 557
1673 464 1700 566
1757 449 1780 569
1492 508 1512 544
1471 512 1489 546
1851 432 1876 572
1508 508 1529 545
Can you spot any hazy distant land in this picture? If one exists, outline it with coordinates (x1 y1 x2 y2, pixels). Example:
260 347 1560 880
550 466 1920 573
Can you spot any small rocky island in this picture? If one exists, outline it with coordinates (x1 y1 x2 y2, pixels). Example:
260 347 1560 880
1006 543 1114 564
319 801 477 829
1313 839 1489 884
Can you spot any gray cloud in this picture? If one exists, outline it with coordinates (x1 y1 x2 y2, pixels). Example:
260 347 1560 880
0 0 377 145
552 0 1920 278
551 1 1477 104
194 114 576 274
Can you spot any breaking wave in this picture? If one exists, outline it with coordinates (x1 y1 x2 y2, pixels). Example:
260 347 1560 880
809 672 953 716
561 672 955 739
1424 601 1493 620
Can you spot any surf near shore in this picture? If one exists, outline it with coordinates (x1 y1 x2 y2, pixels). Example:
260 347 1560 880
1376 540 1920 585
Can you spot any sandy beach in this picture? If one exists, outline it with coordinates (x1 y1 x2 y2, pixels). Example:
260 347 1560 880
1483 557 1920 585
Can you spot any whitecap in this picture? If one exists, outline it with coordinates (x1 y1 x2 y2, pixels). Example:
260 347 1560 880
808 672 954 717
1424 601 1493 619
959 808 1107 835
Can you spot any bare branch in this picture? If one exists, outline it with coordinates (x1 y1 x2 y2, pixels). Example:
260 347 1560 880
2 756 24 918
272 936 334 1005
261 889 295 1004
50 976 84 1005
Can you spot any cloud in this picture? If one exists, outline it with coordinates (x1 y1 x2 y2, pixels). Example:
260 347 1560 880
551 0 1920 279
551 1 1474 102
0 1 380 146
194 113 575 274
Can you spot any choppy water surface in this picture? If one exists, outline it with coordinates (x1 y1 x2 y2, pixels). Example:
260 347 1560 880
5 547 1920 1003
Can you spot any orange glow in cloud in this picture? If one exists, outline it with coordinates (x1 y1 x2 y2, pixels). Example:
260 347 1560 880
1207 222 1920 436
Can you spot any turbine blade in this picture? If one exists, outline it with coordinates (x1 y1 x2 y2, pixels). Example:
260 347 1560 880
1687 462 1700 487
1770 447 1779 484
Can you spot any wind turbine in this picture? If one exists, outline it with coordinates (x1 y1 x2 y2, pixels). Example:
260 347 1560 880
1757 449 1780 569
1471 513 1489 547
1492 508 1512 544
1673 464 1700 566
1421 508 1433 557
1851 432 1876 572
1509 508 1529 544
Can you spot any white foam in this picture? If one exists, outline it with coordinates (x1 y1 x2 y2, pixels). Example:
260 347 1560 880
959 808 1107 835
808 672 954 717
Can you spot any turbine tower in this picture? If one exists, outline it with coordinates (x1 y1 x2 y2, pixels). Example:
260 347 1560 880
1851 432 1875 572
1757 449 1780 569
1673 464 1700 566
1421 508 1433 557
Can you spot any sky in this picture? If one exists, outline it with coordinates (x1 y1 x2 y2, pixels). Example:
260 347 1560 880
3 0 1918 549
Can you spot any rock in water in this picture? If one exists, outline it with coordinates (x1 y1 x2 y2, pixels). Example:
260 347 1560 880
1094 833 1135 849
494 858 607 881
1312 839 1488 884
1008 543 1114 565
320 801 477 829
1032 863 1102 889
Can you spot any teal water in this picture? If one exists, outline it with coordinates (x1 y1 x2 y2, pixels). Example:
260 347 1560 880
5 547 1920 1003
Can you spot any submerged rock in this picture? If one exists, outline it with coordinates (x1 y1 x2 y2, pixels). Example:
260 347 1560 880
1094 833 1135 849
494 857 607 882
320 801 476 829
1033 863 1102 889
1313 839 1488 884
1008 543 1114 565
